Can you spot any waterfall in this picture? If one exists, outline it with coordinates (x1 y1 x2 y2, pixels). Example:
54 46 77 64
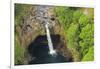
45 22 56 55
34 6 56 55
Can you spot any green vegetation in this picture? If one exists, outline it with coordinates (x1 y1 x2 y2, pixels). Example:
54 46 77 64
55 7 73 29
54 7 94 61
14 4 33 65
67 23 80 61
15 4 32 28
15 35 25 65
82 46 94 61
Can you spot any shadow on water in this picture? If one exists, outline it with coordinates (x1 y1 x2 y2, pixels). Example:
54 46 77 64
28 34 73 64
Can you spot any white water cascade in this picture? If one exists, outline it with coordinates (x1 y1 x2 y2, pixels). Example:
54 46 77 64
45 22 56 55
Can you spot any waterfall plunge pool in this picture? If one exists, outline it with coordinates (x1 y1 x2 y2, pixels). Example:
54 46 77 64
27 34 73 64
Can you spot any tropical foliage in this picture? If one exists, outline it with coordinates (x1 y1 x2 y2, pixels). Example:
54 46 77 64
55 7 94 61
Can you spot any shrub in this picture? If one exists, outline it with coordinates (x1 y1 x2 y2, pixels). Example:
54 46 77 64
15 35 25 65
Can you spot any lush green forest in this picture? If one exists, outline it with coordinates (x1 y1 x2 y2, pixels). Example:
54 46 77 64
15 4 94 65
54 7 94 61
